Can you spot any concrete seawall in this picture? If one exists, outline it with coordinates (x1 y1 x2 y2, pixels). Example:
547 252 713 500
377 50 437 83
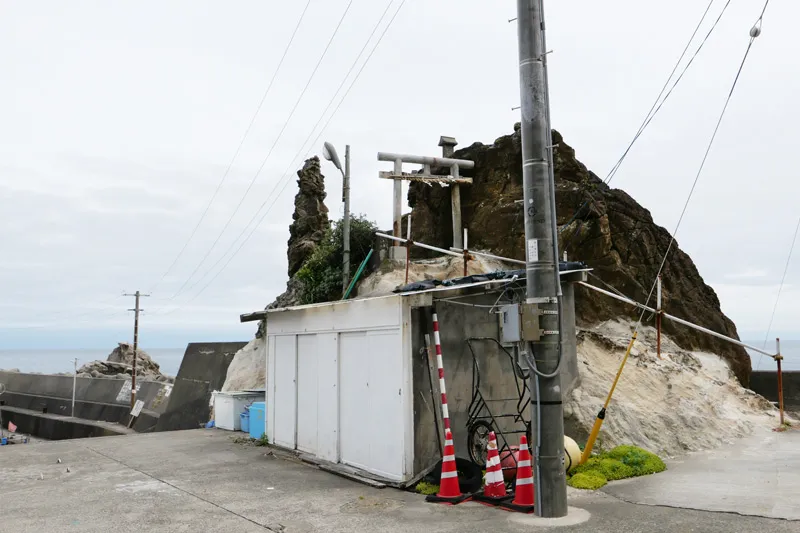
0 341 245 439
750 370 800 409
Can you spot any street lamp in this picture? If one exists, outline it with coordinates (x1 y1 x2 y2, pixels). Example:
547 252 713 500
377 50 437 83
322 142 351 294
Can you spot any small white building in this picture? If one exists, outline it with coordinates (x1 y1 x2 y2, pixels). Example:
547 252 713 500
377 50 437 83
241 271 586 485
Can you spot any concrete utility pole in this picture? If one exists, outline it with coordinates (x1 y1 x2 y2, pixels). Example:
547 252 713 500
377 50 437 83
516 0 568 518
71 357 77 417
125 291 149 409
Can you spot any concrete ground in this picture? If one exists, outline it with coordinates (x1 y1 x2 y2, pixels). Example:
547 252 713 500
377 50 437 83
603 427 800 520
1 429 798 532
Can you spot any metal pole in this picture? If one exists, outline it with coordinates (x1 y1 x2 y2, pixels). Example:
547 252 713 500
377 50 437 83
776 338 784 426
517 0 567 517
656 275 662 359
342 145 351 293
132 290 140 410
578 280 778 357
463 228 469 277
405 214 411 284
391 159 405 261
72 357 77 417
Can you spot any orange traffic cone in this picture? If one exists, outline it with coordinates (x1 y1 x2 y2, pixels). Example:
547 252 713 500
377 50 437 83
473 431 510 506
483 432 506 498
501 435 536 513
425 428 470 504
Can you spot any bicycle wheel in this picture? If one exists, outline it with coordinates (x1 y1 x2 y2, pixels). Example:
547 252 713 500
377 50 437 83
467 420 494 466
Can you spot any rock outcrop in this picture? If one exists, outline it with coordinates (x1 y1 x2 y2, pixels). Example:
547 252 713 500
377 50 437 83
408 125 751 384
77 343 173 382
287 157 329 278
256 158 330 337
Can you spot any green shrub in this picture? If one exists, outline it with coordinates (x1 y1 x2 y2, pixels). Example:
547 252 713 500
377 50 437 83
573 457 634 481
568 471 607 490
295 215 378 304
567 444 666 490
414 481 439 495
604 445 666 476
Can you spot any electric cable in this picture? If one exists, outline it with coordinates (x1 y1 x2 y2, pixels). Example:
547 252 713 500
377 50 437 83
169 0 356 299
148 1 313 294
151 0 406 316
634 6 769 335
755 215 799 370
561 0 732 235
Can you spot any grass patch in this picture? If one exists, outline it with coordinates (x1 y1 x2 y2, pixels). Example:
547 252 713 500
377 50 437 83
568 445 665 490
572 457 634 481
254 433 269 447
414 481 439 495
603 445 666 476
568 471 607 490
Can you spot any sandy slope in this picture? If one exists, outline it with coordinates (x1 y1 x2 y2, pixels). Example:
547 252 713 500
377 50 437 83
565 319 784 457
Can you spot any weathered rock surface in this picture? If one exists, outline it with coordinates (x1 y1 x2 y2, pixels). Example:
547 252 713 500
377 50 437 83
76 343 173 383
106 342 162 375
408 125 751 384
287 157 329 278
256 158 330 337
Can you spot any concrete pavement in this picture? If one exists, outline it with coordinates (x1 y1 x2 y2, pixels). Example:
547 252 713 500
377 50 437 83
0 429 798 532
603 428 800 520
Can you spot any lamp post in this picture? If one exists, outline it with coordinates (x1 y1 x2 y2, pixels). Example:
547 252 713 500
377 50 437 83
323 142 351 294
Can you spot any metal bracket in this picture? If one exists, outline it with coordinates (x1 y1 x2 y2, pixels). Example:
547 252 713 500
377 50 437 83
520 303 542 341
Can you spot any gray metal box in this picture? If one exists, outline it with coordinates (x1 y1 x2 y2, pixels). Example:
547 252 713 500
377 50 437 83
499 304 521 343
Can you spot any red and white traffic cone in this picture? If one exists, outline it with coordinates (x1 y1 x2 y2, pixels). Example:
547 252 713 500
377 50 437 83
426 428 470 504
473 431 509 506
484 432 506 498
502 435 536 513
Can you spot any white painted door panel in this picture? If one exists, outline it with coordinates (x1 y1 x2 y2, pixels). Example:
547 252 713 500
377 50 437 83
296 334 319 454
272 335 297 449
339 329 404 480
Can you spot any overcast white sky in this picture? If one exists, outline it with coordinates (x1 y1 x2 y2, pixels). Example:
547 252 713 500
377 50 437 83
1 0 798 351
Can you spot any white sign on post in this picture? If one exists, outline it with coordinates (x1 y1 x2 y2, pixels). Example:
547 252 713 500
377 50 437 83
130 400 145 418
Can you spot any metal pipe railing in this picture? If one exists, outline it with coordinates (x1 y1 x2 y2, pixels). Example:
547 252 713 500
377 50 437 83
375 233 462 258
578 281 776 358
450 247 526 266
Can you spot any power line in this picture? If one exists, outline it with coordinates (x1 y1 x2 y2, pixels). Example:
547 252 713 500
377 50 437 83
148 1 313 294
756 216 799 370
1 294 125 328
172 0 398 301
603 0 730 188
560 0 732 234
634 3 769 335
169 0 356 300
153 0 407 316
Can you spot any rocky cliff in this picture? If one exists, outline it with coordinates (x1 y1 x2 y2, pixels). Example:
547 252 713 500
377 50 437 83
256 157 330 337
287 157 329 278
408 125 751 384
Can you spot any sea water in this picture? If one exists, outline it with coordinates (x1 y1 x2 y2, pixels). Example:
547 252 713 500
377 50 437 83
0 348 185 377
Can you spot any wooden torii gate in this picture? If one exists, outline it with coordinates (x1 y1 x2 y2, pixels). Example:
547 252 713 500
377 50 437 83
377 139 474 260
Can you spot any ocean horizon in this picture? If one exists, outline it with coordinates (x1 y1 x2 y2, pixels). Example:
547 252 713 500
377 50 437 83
0 348 186 377
0 340 798 377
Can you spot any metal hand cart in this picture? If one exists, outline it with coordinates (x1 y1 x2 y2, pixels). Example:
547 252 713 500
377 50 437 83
465 337 532 472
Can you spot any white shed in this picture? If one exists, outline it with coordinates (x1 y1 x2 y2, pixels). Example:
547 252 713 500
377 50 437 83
241 269 587 485
262 293 429 483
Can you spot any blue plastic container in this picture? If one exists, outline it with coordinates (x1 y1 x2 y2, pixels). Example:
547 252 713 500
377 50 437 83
239 411 250 434
249 402 266 440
